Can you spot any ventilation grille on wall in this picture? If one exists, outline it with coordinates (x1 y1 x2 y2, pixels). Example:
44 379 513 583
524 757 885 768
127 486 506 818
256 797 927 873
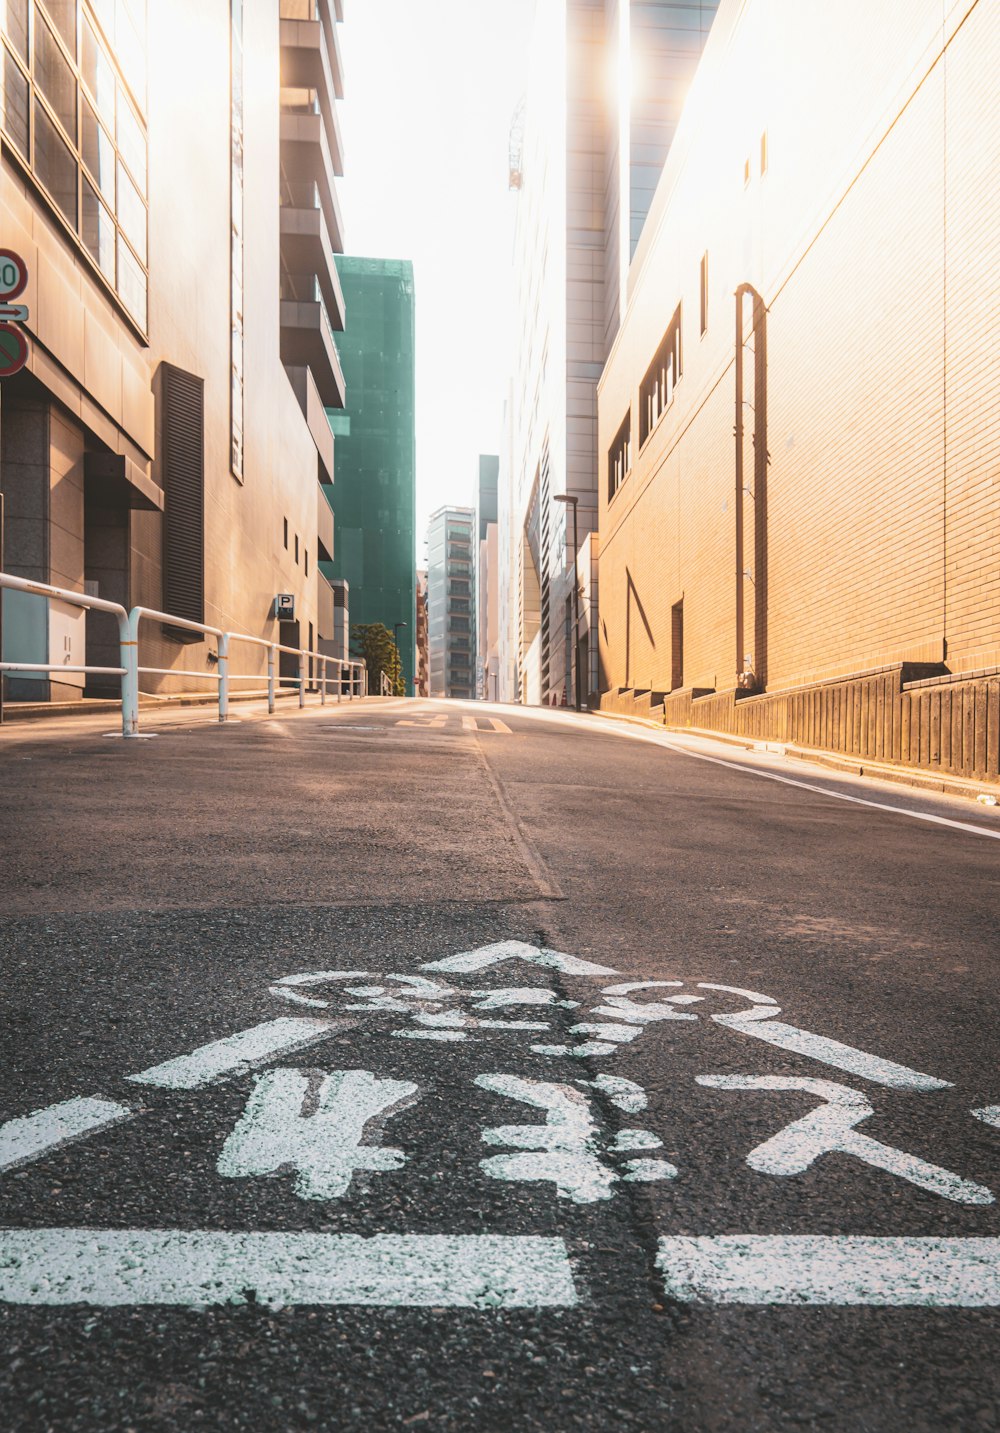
162 363 206 644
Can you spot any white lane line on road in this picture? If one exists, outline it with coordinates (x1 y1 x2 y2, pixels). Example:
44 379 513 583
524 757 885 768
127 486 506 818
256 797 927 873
648 735 1000 840
0 1230 578 1308
0 1097 133 1173
126 1018 335 1089
712 1014 951 1091
657 1236 1000 1306
973 1107 1000 1129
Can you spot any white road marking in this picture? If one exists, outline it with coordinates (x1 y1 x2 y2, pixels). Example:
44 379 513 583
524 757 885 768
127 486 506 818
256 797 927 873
973 1107 1000 1129
0 1097 133 1173
423 940 617 976
476 1074 677 1202
217 1069 417 1200
657 736 1000 842
0 1230 578 1308
657 1236 1000 1306
699 1076 993 1205
395 715 448 728
711 1014 951 1090
477 1075 617 1203
126 1019 335 1089
577 1075 649 1112
462 715 512 734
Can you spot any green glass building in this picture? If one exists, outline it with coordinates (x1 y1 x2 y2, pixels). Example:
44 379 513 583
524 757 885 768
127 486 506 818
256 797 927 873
323 257 416 691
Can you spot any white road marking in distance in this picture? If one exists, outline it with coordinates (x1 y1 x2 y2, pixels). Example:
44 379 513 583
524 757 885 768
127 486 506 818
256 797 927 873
657 1235 1000 1306
423 940 618 976
0 1097 133 1173
649 733 1000 842
126 1018 335 1089
0 1230 578 1308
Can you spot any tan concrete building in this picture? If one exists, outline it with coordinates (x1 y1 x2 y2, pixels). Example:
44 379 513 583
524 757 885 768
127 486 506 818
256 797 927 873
598 0 1000 783
1 0 344 700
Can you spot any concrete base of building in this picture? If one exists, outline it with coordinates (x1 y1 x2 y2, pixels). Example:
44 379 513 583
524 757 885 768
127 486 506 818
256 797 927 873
600 662 1000 797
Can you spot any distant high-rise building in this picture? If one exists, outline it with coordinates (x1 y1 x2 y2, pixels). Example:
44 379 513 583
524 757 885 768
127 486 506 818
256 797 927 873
476 456 500 701
426 506 475 699
324 257 416 692
499 0 719 705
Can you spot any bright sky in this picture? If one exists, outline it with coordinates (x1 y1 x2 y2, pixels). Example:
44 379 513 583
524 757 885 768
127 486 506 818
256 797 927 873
338 0 537 563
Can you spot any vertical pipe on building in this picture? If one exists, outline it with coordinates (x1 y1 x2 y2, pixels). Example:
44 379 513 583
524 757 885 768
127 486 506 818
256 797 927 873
751 287 768 692
218 632 230 722
734 289 746 686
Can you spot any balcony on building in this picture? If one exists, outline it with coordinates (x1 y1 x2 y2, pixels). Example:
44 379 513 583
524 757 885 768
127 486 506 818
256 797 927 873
280 178 346 331
280 273 347 409
280 1 344 116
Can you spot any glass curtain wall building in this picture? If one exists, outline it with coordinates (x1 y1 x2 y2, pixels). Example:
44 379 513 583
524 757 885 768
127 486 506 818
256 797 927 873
427 506 475 699
323 256 416 691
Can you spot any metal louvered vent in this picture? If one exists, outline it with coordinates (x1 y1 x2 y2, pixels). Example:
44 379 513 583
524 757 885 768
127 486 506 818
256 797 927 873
161 363 205 643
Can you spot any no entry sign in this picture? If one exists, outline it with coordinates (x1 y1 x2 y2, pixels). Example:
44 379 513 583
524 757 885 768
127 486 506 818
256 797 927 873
0 323 28 379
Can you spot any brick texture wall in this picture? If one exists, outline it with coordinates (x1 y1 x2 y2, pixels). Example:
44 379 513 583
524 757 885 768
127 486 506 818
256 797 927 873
597 0 998 745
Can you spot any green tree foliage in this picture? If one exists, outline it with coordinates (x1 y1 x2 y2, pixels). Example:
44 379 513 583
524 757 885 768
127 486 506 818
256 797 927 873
350 623 404 696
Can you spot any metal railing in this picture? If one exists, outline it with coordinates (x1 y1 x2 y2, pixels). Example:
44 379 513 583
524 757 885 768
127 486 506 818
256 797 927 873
0 574 367 738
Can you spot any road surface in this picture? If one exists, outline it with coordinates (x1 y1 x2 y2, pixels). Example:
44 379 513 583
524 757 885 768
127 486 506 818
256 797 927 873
1 697 999 1431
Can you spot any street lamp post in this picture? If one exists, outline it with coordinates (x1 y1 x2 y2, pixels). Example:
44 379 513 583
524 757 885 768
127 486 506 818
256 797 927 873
393 621 407 694
554 494 582 712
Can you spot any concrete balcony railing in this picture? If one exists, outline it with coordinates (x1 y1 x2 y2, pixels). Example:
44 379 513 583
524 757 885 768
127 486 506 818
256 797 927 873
284 363 335 483
279 0 343 100
279 179 345 327
279 64 343 178
280 275 346 410
279 110 344 254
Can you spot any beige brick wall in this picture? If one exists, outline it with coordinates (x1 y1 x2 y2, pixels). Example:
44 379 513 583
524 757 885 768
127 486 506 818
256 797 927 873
598 0 998 700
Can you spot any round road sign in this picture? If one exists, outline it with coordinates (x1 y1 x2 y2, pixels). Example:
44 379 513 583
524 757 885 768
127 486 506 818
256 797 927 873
0 250 28 301
0 323 29 378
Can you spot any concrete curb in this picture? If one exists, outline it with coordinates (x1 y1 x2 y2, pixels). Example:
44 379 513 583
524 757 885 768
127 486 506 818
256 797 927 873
593 709 1000 806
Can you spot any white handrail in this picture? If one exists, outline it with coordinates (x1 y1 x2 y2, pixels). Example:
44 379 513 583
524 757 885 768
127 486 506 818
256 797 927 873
0 573 369 737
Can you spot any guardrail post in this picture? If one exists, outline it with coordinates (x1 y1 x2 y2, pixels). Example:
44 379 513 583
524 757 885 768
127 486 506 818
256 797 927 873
122 608 141 737
267 645 276 714
218 632 230 722
298 650 306 708
320 657 327 705
336 660 343 703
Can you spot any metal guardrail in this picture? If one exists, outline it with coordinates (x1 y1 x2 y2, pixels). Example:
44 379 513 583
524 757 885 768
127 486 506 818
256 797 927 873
0 573 367 738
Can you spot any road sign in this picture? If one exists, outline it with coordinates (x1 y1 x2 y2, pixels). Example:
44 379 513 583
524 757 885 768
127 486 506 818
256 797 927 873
0 303 28 323
0 249 28 301
274 593 296 621
0 323 28 379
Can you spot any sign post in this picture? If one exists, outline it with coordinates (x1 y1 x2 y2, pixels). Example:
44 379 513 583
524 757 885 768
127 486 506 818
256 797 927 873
0 249 30 727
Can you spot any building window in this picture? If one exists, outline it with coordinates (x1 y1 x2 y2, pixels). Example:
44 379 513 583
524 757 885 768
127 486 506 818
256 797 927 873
295 534 299 565
0 0 149 330
700 251 708 335
760 129 768 176
304 549 308 577
229 0 245 481
671 599 684 691
639 304 682 447
608 410 631 501
283 517 288 549
162 363 206 643
744 156 751 186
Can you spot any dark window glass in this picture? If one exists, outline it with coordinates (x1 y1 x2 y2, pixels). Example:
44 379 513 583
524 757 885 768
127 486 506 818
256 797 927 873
39 0 77 57
81 95 113 199
35 13 76 140
0 42 29 156
1 0 29 62
34 96 77 221
81 174 114 277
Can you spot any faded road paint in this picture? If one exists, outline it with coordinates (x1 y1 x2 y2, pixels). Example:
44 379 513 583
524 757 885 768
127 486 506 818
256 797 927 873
657 1236 1000 1306
0 1097 133 1173
126 1018 335 1089
0 1230 578 1308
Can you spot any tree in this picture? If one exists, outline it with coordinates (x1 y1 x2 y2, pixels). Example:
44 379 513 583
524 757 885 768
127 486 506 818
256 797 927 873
350 623 404 696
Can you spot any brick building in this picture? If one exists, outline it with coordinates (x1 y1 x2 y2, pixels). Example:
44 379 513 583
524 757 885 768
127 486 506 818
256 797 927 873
598 0 1000 783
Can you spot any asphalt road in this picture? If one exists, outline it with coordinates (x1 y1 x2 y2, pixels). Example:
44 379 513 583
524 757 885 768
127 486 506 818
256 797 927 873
2 696 1000 1432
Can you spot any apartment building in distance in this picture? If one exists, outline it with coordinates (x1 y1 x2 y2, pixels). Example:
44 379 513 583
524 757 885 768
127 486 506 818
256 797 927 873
426 505 475 700
415 567 428 697
476 454 499 701
598 0 1000 785
322 256 416 692
0 0 346 699
499 0 719 705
